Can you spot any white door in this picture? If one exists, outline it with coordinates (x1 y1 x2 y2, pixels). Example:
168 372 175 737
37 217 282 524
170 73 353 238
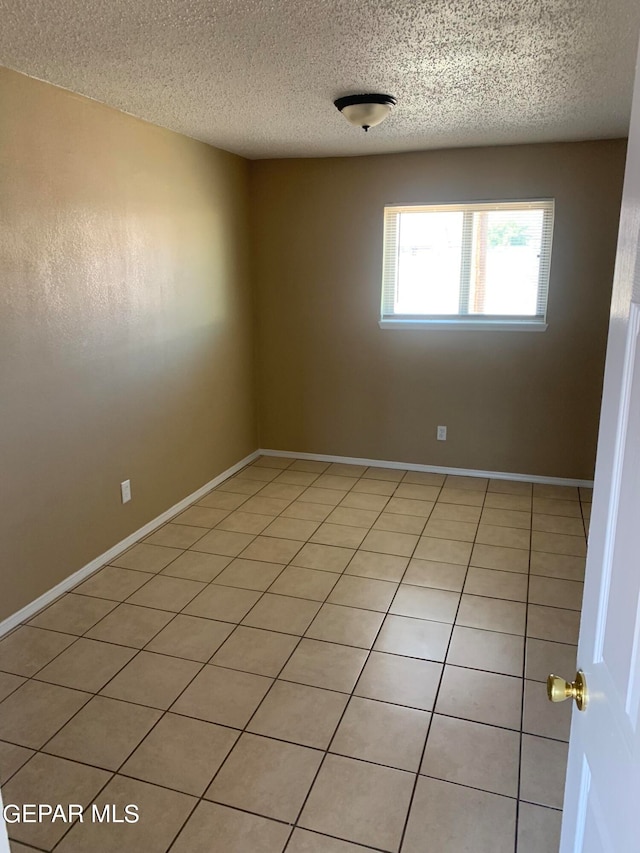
559 44 640 853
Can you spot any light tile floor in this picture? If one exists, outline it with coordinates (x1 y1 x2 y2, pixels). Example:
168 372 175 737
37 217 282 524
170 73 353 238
0 456 590 852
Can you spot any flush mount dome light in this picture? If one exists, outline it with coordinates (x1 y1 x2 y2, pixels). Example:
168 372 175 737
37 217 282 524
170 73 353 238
334 93 397 132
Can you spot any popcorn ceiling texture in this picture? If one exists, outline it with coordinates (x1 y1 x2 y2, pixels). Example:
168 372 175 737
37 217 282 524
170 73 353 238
0 0 638 159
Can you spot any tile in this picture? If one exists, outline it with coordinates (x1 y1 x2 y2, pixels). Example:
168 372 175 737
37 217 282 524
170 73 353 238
532 531 586 557
242 594 321 635
35 638 136 692
372 511 426 534
355 652 442 711
217 478 265 495
275 470 320 486
281 500 333 521
525 638 577 683
340 491 389 511
248 680 348 749
280 639 367 692
423 517 477 542
517 802 563 853
299 487 344 506
414 536 472 565
211 626 298 676
262 517 321 540
579 486 593 501
125 575 206 611
394 483 441 501
260 483 306 501
385 497 434 518
145 523 207 549
402 471 445 485
529 575 584 610
216 511 273 535
183 584 261 622
480 507 531 529
328 575 398 612
447 625 524 676
527 605 580 644
463 566 528 601
533 513 585 536
374 615 451 661
4 753 110 849
292 542 355 573
121 713 238 795
299 753 414 851
352 479 397 496
533 497 582 518
311 523 367 548
326 506 379 528
360 529 419 557
236 466 280 482
312 474 356 491
0 681 90 747
268 566 340 601
159 550 231 582
520 734 568 808
331 696 430 771
290 459 330 473
172 665 272 727
488 478 532 496
438 487 485 506
191 528 256 557
390 584 459 622
430 502 482 523
145 615 234 661
28 594 117 635
0 672 25 702
74 566 154 601
101 651 201 709
445 474 488 491
344 551 408 582
205 732 322 822
470 543 529 573
253 456 293 469
457 594 526 635
326 463 367 476
529 551 586 582
306 603 384 648
173 505 230 528
112 543 183 573
239 536 303 564
213 558 285 591
55 774 195 853
436 665 522 729
287 829 371 852
403 775 516 853
0 626 75 677
365 466 406 481
0 740 33 785
197 490 249 510
242 496 293 515
170 800 289 853
523 678 571 740
421 713 519 796
484 492 532 511
476 523 530 549
85 603 174 647
533 484 579 501
44 695 161 769
403 558 466 591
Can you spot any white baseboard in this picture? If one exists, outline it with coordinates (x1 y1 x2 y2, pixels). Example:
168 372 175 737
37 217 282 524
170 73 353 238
259 448 594 488
0 450 260 638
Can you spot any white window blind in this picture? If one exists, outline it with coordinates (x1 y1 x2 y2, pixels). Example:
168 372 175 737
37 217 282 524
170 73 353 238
381 200 555 330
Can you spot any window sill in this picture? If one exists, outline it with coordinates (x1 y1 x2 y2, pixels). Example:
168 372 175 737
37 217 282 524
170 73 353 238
378 319 548 332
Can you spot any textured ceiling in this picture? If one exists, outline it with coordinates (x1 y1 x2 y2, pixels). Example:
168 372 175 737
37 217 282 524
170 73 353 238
1 0 639 159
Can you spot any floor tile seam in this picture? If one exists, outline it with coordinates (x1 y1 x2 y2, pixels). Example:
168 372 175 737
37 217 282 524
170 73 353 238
396 487 488 852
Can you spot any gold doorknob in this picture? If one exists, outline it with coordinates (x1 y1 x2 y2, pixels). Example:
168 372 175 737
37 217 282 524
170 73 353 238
547 670 587 711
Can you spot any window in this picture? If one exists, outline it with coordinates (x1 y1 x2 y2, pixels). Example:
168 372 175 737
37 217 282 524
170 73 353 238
380 200 554 330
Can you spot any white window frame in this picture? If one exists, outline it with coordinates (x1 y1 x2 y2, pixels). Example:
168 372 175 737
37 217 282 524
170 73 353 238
379 199 555 331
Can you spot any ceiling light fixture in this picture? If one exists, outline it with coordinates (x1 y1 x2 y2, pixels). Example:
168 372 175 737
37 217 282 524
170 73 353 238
334 93 397 132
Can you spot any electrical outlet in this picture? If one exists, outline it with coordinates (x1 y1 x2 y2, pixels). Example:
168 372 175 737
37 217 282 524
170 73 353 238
120 480 132 504
437 425 447 441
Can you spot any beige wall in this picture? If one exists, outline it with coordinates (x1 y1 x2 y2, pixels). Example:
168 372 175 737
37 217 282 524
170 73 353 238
0 68 257 621
251 141 626 480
